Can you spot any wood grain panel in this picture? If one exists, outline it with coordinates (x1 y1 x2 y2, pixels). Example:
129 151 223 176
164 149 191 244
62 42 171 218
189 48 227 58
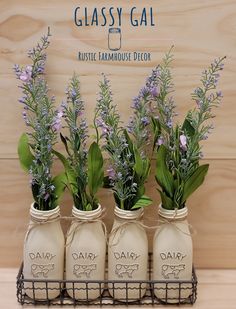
0 0 236 158
0 159 235 268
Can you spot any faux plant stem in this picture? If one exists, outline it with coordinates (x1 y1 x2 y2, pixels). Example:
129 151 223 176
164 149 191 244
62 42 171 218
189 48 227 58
152 50 225 210
15 31 65 210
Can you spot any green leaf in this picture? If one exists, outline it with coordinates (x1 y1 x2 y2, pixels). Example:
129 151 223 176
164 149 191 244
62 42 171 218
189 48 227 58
60 133 70 155
88 142 104 197
181 164 209 203
123 129 134 154
133 145 143 178
52 149 77 195
131 195 152 210
157 189 174 210
142 158 151 181
86 203 92 211
52 172 67 205
155 145 175 198
74 132 81 151
182 117 195 138
129 185 145 208
18 133 34 172
151 116 161 151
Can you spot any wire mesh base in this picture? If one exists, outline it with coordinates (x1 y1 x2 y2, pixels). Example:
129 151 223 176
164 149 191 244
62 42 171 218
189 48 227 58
16 254 197 306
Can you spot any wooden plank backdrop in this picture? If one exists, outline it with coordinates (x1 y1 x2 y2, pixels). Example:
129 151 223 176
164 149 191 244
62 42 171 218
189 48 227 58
0 0 236 268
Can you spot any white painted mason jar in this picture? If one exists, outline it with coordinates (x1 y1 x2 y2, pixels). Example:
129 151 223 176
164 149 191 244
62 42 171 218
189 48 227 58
23 204 65 300
153 205 193 303
108 206 148 301
66 205 106 300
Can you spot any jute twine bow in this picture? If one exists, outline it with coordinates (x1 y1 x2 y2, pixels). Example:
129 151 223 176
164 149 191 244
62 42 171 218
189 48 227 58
24 213 60 245
109 219 149 248
65 209 107 248
24 209 108 247
109 208 196 248
154 208 196 237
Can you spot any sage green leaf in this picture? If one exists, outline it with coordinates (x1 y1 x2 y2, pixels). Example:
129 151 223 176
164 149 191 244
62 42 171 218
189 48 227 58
52 172 67 205
131 195 152 210
52 149 77 195
18 133 34 172
157 189 174 210
155 145 175 198
88 142 104 197
181 164 209 203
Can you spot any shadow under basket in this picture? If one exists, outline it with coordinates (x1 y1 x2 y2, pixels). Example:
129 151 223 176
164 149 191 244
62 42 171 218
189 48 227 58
16 253 197 306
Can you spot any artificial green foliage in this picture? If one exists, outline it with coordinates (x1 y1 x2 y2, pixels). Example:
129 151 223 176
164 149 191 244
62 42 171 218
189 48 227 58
150 50 225 209
87 142 104 198
95 75 152 211
56 74 104 211
18 134 66 208
14 32 66 210
18 133 34 172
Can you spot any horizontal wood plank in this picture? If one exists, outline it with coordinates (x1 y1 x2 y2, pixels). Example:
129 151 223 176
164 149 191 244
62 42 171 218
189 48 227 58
1 268 236 309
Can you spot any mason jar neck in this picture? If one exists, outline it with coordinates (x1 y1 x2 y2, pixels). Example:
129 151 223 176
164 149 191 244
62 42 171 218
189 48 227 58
30 203 60 223
158 204 188 220
72 204 102 221
114 206 144 220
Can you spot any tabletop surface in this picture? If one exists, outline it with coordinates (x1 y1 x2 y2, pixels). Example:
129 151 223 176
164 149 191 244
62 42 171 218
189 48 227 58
1 268 236 309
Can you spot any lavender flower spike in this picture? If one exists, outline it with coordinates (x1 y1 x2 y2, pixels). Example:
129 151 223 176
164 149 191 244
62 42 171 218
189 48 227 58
52 108 63 132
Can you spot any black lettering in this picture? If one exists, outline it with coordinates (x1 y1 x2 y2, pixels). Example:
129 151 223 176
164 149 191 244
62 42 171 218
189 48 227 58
130 7 138 27
101 7 107 26
109 7 115 26
74 7 82 27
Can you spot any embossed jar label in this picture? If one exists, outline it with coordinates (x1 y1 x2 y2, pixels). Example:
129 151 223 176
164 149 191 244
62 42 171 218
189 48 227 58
28 251 57 278
71 251 99 279
159 251 187 279
113 251 140 279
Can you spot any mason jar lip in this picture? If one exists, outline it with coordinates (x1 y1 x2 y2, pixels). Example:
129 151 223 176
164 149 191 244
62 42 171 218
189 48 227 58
30 202 60 213
114 205 144 220
72 204 102 220
30 203 60 220
158 204 188 219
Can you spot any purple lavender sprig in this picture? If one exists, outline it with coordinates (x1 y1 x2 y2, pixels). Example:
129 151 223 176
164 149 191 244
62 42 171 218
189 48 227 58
61 74 89 208
153 53 225 210
189 57 225 141
95 75 139 210
128 66 160 152
178 56 226 179
153 47 177 145
14 32 60 210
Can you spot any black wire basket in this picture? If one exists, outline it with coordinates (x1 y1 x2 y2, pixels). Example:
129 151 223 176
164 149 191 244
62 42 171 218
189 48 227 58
16 254 197 306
